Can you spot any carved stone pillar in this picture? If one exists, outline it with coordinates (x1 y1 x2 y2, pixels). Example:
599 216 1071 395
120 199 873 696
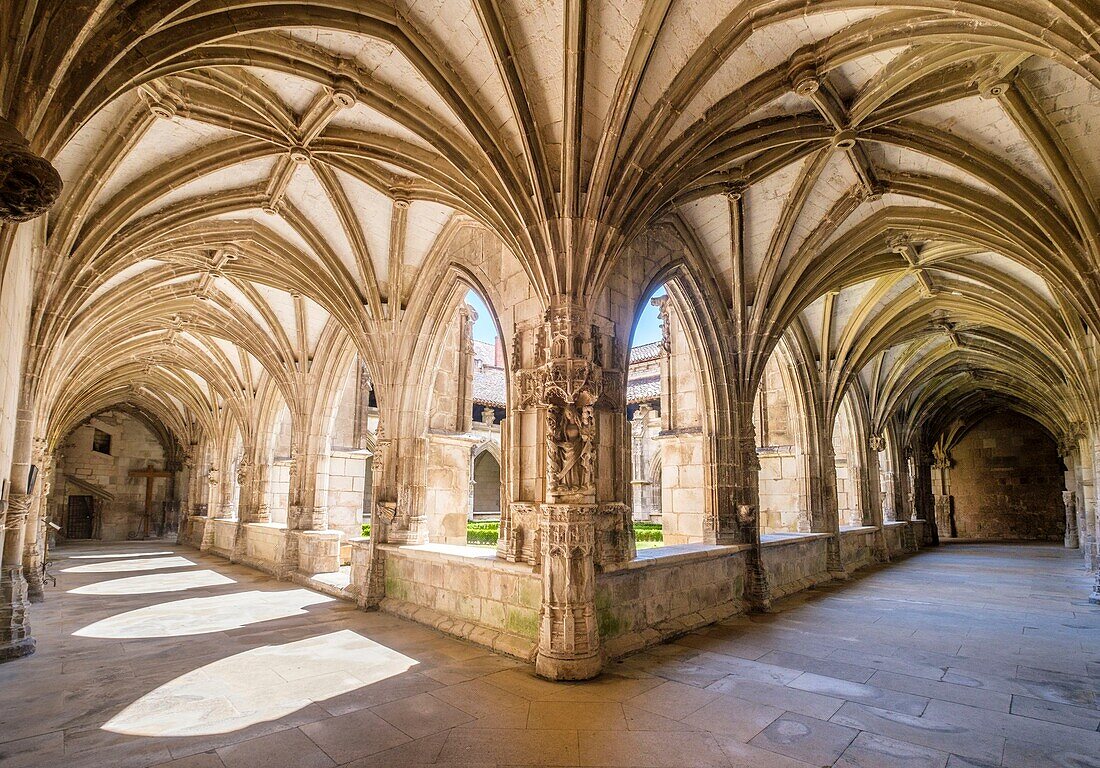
357 435 389 609
811 417 845 578
376 436 428 545
1061 491 1078 549
735 420 771 611
0 493 34 660
537 504 599 680
911 444 938 546
521 300 634 680
22 444 51 602
866 435 890 563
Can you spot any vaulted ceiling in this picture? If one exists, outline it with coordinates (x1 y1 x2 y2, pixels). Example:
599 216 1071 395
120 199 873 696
2 0 1097 450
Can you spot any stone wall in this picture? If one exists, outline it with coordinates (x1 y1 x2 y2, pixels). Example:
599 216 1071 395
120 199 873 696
326 451 368 538
50 410 170 540
657 431 706 543
758 449 803 532
839 526 878 573
949 412 1065 540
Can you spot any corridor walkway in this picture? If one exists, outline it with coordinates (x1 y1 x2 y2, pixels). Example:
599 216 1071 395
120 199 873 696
0 543 1097 768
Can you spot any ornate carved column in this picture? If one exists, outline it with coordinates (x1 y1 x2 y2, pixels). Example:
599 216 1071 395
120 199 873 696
735 417 771 610
252 462 272 523
911 442 939 546
510 300 633 681
1089 433 1100 604
0 493 34 660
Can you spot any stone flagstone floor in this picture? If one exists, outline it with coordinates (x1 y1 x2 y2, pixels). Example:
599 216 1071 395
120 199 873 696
0 541 1098 767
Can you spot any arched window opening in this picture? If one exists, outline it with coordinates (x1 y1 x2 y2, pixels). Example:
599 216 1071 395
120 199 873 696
833 397 862 528
421 287 508 547
268 404 292 526
626 285 665 549
327 355 378 540
755 347 808 534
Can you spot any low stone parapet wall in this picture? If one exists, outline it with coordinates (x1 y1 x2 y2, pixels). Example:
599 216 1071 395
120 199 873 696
762 533 832 599
596 543 749 658
840 526 879 573
378 543 542 662
208 518 237 558
235 523 290 576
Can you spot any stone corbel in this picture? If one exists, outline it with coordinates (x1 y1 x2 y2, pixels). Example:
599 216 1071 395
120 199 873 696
0 116 62 222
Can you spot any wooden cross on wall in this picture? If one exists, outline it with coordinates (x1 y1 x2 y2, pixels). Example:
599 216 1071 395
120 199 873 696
129 464 173 538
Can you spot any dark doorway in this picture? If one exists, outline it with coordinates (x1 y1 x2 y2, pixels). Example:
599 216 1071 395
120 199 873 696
66 495 95 539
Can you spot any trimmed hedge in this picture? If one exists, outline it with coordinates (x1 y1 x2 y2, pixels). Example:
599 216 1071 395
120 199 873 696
361 519 664 546
467 522 499 545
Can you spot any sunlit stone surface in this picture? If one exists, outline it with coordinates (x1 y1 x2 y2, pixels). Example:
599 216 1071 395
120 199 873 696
73 589 333 638
103 629 416 736
61 556 196 574
68 569 234 596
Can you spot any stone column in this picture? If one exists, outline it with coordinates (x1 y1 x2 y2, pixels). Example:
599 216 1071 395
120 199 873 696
867 435 890 562
252 462 272 523
527 300 633 681
1089 434 1100 604
931 445 954 539
355 431 389 609
0 493 34 660
282 427 335 575
1063 491 1079 549
20 441 50 602
1 384 39 660
911 443 938 546
734 414 771 610
809 415 845 578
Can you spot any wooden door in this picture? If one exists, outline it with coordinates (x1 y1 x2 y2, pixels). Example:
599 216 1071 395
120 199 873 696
66 495 95 539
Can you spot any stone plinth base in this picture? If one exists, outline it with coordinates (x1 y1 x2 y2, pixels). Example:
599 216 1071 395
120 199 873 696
0 567 34 662
535 650 602 681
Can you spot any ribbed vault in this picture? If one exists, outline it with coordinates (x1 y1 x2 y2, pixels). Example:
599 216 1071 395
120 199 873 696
0 0 1095 508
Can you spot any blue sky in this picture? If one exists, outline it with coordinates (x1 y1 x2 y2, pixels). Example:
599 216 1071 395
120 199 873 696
465 285 667 348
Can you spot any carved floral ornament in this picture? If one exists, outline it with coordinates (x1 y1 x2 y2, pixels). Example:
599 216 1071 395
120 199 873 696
868 434 886 452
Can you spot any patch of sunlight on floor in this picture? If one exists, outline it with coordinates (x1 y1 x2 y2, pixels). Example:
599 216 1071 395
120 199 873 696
68 569 235 596
102 629 418 736
65 551 175 559
62 556 196 573
73 589 334 638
